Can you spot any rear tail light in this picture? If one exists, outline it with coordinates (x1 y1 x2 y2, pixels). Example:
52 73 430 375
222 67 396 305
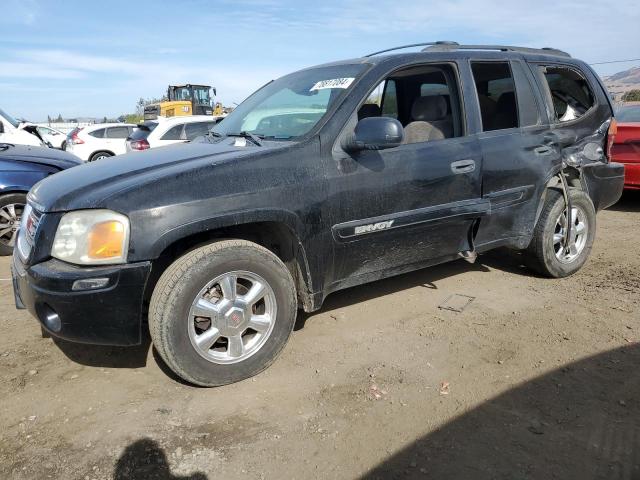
70 130 84 145
606 117 617 161
129 139 150 151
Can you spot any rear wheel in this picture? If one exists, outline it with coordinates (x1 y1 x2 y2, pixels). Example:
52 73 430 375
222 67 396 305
149 240 297 386
525 189 596 278
89 151 112 162
0 193 26 256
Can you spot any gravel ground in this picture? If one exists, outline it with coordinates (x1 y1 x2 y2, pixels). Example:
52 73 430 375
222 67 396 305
1 191 638 480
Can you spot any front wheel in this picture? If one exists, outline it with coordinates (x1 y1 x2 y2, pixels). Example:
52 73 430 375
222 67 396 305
525 189 596 278
149 240 297 386
0 193 27 256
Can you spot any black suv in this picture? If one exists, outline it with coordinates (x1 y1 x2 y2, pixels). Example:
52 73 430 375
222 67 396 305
12 42 624 386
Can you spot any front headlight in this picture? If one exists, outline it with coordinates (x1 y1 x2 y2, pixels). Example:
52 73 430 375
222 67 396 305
52 210 130 265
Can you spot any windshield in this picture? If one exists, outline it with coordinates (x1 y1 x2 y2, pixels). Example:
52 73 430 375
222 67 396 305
172 87 192 101
212 63 368 140
193 87 211 105
616 105 640 123
0 107 20 129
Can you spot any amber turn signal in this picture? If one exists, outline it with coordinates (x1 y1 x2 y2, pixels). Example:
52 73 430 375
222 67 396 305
87 221 126 259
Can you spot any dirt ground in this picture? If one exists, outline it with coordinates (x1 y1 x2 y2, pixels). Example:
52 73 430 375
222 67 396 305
1 191 638 480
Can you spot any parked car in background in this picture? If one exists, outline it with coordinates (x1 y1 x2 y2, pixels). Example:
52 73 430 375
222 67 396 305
0 108 44 147
35 125 67 149
125 115 218 152
65 123 136 161
0 143 80 255
612 104 640 190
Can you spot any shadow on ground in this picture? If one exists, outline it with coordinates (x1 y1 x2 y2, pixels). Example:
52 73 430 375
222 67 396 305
361 343 640 480
296 249 530 330
52 250 533 366
608 189 640 213
113 438 207 479
53 332 151 369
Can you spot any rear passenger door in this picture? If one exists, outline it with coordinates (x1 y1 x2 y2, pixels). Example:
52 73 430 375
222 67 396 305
472 60 563 249
104 126 132 155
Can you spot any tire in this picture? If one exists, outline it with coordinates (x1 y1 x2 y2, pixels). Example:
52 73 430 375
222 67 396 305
149 239 297 386
0 193 27 256
60 141 67 151
89 151 112 162
525 188 596 278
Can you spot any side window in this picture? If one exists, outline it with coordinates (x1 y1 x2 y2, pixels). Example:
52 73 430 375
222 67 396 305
381 80 398 119
538 66 595 123
184 122 212 140
355 64 463 144
471 62 519 131
161 124 184 141
359 81 384 120
106 126 130 138
88 128 106 138
359 80 398 120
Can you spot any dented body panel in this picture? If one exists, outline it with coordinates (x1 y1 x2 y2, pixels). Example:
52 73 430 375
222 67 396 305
14 47 624 346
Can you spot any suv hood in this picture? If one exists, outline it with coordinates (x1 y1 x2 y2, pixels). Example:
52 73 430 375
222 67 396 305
29 138 285 213
0 144 81 170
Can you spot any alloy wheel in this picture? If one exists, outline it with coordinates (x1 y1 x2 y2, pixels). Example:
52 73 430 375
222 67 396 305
187 270 277 364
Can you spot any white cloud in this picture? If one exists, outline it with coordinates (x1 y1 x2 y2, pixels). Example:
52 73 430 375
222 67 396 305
0 62 86 79
2 0 639 118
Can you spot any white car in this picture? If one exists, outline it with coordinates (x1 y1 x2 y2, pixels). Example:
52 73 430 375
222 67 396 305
0 108 43 147
125 115 219 152
35 125 67 149
65 123 136 161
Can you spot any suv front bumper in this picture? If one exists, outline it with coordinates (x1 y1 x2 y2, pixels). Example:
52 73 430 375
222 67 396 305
12 253 151 346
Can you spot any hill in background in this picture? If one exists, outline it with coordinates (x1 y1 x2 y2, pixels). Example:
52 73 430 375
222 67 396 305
603 66 640 102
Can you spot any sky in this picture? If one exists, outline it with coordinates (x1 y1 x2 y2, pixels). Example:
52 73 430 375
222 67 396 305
1 0 639 121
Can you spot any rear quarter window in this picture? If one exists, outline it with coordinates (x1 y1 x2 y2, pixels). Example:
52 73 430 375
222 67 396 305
88 128 105 138
538 65 595 123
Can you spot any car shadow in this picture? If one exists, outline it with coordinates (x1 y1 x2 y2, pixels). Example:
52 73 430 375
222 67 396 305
53 331 151 369
52 250 536 368
608 189 640 212
361 343 640 480
113 438 207 479
295 250 532 331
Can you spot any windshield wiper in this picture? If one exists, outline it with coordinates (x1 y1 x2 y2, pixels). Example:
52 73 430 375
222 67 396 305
227 131 263 147
261 135 293 141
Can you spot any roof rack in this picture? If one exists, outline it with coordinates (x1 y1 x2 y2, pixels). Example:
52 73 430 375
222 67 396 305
365 41 571 58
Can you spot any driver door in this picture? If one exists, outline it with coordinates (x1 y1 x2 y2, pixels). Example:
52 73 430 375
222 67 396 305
328 64 488 284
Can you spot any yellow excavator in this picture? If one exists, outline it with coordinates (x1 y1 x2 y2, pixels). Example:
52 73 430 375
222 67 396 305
144 84 224 120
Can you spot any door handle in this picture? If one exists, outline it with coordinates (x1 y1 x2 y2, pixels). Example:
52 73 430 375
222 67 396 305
534 146 553 156
451 159 476 174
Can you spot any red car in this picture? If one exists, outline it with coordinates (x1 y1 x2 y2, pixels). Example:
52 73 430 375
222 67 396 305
612 105 640 190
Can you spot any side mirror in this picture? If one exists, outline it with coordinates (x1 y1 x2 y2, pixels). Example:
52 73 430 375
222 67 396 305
343 117 404 152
